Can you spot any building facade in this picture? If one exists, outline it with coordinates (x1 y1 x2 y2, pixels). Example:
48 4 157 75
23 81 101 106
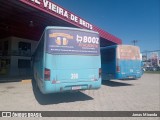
0 0 122 77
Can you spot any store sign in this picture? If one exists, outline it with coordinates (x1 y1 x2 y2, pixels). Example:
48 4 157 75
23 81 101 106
28 0 93 29
46 29 100 55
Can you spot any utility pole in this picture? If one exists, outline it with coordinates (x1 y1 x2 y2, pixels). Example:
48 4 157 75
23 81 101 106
132 40 138 46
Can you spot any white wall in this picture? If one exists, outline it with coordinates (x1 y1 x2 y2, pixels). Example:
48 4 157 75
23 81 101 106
10 37 38 76
9 56 32 76
11 37 38 55
0 36 38 76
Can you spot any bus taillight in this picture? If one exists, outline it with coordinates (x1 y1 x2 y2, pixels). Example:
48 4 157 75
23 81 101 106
99 68 102 78
116 66 120 72
44 68 50 81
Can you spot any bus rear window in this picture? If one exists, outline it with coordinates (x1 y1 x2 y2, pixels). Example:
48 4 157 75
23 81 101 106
117 45 140 60
45 29 100 56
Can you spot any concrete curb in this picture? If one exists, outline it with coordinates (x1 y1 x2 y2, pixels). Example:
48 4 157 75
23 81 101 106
21 79 31 83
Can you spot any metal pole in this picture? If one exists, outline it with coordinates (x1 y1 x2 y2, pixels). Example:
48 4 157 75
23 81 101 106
132 40 138 46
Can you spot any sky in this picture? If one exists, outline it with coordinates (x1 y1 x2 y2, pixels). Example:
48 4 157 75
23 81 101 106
52 0 160 53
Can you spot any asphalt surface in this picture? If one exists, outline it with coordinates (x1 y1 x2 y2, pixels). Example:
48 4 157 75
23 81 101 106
0 73 159 119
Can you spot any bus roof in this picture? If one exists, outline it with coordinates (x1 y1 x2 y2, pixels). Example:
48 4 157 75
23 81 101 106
101 44 140 50
45 26 99 34
100 45 117 50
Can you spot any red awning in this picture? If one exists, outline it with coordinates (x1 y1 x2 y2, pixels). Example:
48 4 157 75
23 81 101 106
0 0 122 45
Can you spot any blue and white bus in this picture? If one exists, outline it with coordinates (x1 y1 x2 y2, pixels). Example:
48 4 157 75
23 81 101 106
101 45 142 80
33 26 101 94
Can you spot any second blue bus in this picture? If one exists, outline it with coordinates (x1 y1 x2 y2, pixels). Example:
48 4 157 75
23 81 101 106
101 45 143 80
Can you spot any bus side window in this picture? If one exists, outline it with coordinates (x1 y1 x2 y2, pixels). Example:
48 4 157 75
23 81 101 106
34 34 44 62
34 50 39 62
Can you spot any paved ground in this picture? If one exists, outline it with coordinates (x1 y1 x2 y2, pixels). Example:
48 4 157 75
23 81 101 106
0 73 159 119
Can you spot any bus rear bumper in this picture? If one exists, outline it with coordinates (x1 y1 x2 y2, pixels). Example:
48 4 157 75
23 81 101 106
116 73 142 80
40 80 101 94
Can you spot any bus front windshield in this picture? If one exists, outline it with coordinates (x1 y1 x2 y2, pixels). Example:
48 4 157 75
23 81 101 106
117 45 140 60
